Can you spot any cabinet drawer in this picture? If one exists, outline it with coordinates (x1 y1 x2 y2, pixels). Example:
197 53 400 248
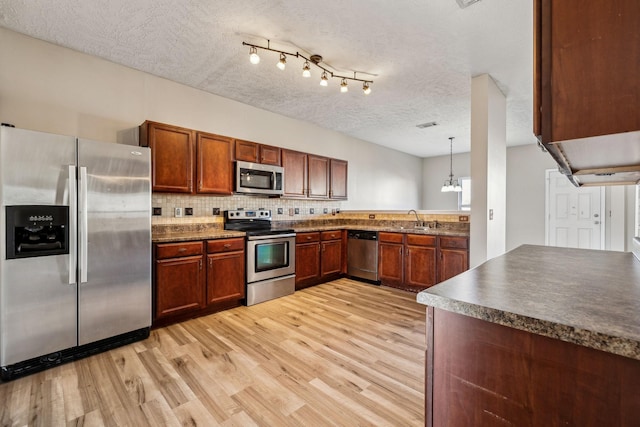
406 234 436 247
321 230 342 241
439 236 469 250
379 232 404 244
156 241 203 259
296 232 320 243
207 238 245 253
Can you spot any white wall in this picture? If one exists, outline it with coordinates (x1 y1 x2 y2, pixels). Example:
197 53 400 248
0 28 422 211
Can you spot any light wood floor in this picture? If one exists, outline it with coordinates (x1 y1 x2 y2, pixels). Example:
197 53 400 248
0 279 426 426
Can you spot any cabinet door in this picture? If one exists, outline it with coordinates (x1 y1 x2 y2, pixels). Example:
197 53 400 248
155 255 205 319
535 0 640 142
235 139 259 162
282 149 308 198
439 249 469 283
321 239 342 278
308 155 330 199
197 132 233 194
206 251 245 304
405 245 437 290
260 145 281 166
295 242 321 288
378 242 403 287
329 159 348 200
143 121 195 193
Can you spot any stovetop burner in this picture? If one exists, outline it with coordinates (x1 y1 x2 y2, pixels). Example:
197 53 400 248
223 209 295 237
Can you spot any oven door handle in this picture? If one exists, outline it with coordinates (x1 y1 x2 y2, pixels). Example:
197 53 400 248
247 233 297 241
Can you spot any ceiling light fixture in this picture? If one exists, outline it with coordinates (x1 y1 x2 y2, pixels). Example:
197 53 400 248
320 71 329 86
340 79 348 93
441 137 462 192
242 39 374 94
302 60 311 77
248 46 260 64
276 53 286 70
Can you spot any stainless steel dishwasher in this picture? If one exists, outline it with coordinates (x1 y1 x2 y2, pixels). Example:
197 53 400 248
347 230 379 283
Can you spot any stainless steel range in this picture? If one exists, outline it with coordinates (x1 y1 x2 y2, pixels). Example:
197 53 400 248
224 210 295 306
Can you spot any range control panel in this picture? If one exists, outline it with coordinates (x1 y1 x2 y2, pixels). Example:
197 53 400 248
224 209 271 220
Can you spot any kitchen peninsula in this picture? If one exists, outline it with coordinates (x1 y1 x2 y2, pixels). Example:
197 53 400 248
417 244 640 426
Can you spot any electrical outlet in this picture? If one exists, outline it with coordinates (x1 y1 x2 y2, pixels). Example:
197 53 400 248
152 207 162 216
310 208 315 214
277 207 283 215
294 208 300 215
174 207 183 218
369 214 375 219
323 208 328 214
212 208 220 215
459 215 469 222
289 208 294 216
332 209 336 216
489 209 494 220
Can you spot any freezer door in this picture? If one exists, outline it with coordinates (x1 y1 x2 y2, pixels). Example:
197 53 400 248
77 139 151 345
0 127 78 366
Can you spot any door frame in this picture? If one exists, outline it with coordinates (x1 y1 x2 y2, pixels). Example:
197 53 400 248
544 169 606 249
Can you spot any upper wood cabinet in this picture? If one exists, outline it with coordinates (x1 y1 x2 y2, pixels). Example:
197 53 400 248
534 0 640 143
329 159 348 200
235 140 282 166
197 132 233 195
282 149 308 198
140 121 195 193
533 1 640 186
140 121 233 195
281 149 347 200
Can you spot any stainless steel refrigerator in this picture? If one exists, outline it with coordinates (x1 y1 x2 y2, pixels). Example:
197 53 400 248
0 126 151 379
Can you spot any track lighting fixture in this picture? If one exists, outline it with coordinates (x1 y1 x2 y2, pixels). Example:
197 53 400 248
302 60 311 77
320 71 329 86
340 79 348 93
242 39 374 94
249 46 260 64
441 137 462 192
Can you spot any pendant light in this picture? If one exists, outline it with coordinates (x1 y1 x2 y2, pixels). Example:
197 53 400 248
441 137 462 192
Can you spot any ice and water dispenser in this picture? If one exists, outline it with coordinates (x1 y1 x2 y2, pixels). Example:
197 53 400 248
5 205 69 259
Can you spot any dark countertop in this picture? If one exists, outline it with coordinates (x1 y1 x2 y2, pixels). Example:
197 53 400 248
153 224 469 242
417 244 640 361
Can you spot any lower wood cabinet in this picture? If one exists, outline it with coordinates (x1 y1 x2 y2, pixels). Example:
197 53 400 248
296 230 344 289
378 232 469 292
153 237 245 327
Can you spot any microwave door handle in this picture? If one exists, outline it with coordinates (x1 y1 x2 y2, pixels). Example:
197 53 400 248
272 171 276 190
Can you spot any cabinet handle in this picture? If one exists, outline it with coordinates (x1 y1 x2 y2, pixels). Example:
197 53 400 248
223 244 231 248
307 236 312 240
178 248 187 252
209 258 212 268
322 243 325 252
199 259 203 270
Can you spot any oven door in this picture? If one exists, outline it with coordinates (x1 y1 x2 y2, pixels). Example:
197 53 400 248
246 234 296 283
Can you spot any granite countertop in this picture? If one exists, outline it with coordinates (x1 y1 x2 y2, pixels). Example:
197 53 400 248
417 244 640 361
289 225 469 237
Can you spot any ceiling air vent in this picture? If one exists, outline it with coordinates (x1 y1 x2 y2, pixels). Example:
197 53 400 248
416 121 438 129
456 0 482 9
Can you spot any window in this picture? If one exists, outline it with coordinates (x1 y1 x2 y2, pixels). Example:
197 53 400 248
458 177 471 211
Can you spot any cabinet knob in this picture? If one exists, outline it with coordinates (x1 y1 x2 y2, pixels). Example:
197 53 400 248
223 244 231 248
307 236 312 240
178 248 186 252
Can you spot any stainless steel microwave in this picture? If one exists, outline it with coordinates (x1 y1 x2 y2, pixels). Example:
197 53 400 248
235 161 284 196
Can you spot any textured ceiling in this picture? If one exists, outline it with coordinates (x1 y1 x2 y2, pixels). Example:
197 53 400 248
0 0 536 158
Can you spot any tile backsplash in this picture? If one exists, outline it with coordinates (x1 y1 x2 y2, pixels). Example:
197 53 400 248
151 193 343 224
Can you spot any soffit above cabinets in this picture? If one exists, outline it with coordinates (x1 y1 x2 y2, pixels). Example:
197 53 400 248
544 130 640 187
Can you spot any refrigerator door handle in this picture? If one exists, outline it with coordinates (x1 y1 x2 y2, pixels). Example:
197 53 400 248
79 166 88 283
68 165 77 285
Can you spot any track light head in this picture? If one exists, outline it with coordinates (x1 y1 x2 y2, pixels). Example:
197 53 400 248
302 61 311 77
320 71 329 86
362 82 371 95
249 46 260 64
276 53 286 70
340 79 348 93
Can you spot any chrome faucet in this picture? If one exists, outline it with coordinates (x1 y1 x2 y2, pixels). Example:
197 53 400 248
407 209 422 227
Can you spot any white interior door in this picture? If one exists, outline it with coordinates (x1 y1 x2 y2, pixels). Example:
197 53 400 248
546 170 604 250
